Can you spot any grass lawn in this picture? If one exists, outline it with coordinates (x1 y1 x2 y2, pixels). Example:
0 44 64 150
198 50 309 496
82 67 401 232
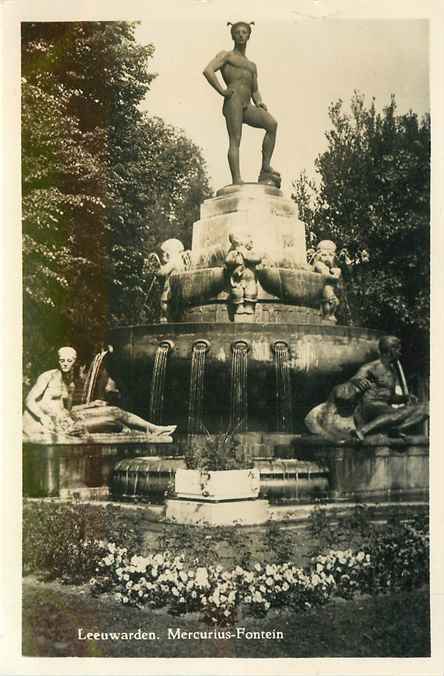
23 577 430 658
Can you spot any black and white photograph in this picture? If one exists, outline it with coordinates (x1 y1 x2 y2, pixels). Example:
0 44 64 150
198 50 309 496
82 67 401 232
1 0 443 673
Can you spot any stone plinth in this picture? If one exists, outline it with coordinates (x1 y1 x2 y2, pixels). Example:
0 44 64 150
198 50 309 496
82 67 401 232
294 437 429 502
174 467 260 501
23 439 182 499
191 183 306 269
164 498 269 526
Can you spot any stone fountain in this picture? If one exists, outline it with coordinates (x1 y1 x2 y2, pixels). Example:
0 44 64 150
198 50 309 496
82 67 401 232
105 181 428 510
23 21 429 511
110 183 380 439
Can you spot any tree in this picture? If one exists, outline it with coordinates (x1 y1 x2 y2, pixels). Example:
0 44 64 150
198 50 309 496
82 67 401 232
22 22 211 381
293 92 430 374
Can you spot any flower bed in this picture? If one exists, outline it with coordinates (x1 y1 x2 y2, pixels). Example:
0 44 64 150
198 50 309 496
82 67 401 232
90 521 429 625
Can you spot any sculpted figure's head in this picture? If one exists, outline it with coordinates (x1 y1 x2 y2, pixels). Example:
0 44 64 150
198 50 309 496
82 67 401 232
58 346 77 373
315 240 337 267
228 231 253 250
379 335 401 361
160 238 184 264
227 21 254 42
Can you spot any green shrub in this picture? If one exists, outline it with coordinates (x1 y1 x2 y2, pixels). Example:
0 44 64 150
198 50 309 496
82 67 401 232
22 500 145 583
362 522 429 593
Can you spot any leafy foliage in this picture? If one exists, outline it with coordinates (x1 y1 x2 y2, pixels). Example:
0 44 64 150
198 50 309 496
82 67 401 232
22 22 211 384
22 500 146 582
184 433 254 471
293 92 430 371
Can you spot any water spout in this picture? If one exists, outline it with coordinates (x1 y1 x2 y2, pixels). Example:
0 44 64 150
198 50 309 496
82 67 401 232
188 340 210 434
272 341 293 433
82 348 111 403
230 340 249 432
149 340 174 423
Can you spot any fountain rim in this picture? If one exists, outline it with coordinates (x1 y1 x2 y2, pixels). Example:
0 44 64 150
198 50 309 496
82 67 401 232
110 322 383 341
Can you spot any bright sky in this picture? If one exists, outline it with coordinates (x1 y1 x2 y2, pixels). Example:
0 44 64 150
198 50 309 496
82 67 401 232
136 18 429 193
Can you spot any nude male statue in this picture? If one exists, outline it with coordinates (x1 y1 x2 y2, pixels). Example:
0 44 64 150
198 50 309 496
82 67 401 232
304 336 428 442
350 335 428 440
203 21 280 187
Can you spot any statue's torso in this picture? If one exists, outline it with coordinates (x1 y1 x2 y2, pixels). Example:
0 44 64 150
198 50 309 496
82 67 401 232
362 360 397 404
40 369 69 414
221 52 255 103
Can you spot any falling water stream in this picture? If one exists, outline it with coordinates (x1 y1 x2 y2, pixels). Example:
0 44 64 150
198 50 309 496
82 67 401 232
82 350 108 404
273 341 293 433
149 341 173 423
230 341 249 432
187 340 209 434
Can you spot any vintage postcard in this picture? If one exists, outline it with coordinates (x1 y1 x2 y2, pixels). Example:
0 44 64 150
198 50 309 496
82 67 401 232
1 0 444 674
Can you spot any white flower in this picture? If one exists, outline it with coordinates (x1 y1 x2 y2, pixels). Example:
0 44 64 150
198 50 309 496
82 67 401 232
131 555 148 572
195 567 209 587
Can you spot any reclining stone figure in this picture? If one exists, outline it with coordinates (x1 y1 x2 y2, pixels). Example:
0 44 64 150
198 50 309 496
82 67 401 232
23 346 176 441
305 336 428 442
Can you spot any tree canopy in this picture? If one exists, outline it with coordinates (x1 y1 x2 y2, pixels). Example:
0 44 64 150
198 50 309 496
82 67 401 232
22 21 211 379
293 92 430 372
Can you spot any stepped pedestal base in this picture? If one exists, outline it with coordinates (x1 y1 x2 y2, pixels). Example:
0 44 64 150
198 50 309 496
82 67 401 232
164 498 269 526
192 183 306 270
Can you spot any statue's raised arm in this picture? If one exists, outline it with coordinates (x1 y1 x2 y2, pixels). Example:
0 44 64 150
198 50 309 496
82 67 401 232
203 21 280 188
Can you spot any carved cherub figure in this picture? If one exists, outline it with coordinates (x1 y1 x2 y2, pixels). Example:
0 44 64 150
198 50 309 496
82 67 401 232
151 239 188 323
225 231 262 314
312 240 342 322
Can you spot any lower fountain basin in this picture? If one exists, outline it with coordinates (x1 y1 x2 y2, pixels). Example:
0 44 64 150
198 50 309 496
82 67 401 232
109 322 381 434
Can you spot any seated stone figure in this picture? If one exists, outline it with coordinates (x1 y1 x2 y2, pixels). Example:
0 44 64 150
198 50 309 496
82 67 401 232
225 230 263 315
305 336 428 442
23 346 176 441
311 240 341 323
150 238 190 323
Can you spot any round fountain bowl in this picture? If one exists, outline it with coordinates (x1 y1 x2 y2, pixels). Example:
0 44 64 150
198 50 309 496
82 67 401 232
169 267 332 323
109 322 380 434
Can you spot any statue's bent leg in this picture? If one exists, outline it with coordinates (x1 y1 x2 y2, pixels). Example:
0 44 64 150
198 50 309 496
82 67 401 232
357 405 412 438
396 403 429 432
72 405 163 434
243 105 278 175
223 97 244 184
